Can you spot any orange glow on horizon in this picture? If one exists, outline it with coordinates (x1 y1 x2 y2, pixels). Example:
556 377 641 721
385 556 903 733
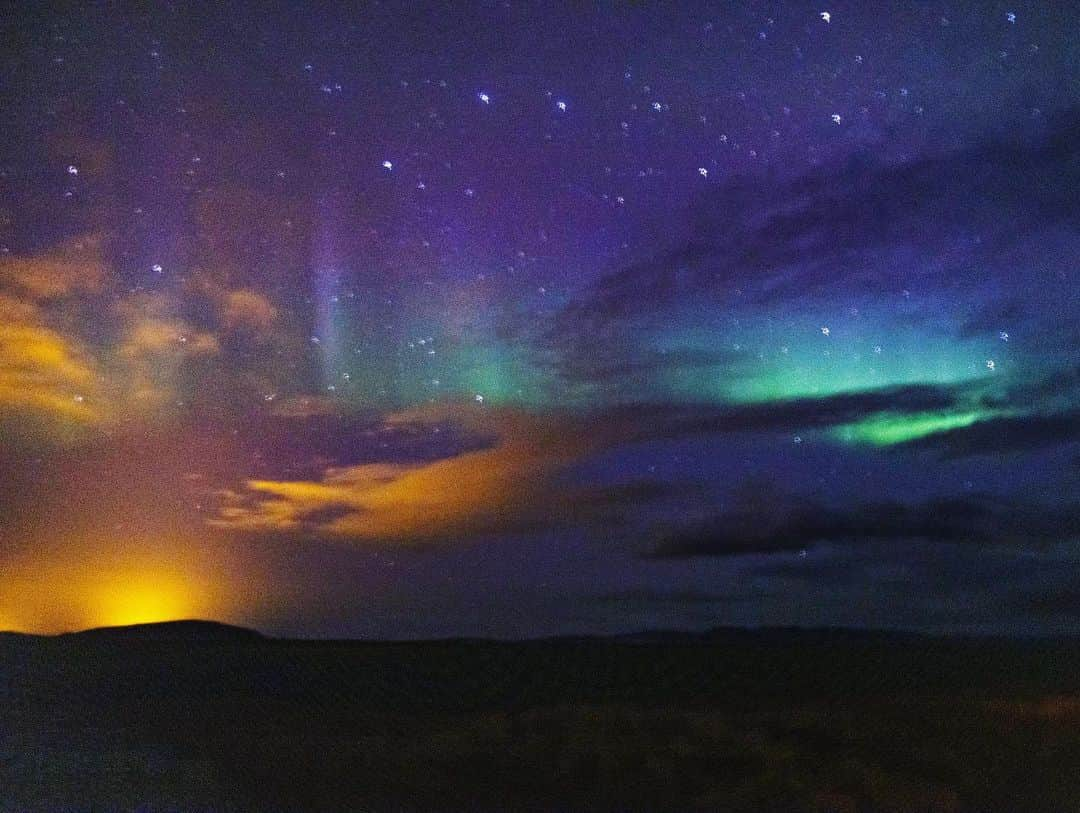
0 538 253 635
91 571 200 628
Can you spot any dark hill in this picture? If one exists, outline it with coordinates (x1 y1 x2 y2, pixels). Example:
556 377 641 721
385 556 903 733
0 630 37 642
58 619 263 642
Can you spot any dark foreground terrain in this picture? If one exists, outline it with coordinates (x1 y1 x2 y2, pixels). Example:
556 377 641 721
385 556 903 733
2 622 1080 812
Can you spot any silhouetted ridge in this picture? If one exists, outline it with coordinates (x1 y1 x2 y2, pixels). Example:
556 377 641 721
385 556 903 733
0 630 37 642
60 619 263 641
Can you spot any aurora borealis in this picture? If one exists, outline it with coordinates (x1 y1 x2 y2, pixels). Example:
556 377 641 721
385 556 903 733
1 1 1077 637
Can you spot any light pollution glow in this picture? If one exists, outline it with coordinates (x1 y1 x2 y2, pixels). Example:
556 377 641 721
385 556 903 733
0 535 258 634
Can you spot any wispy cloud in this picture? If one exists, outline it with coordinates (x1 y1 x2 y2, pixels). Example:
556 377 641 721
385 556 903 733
211 404 587 542
0 234 295 432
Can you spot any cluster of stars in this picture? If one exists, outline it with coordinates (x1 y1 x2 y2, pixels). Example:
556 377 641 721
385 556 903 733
38 1 1048 420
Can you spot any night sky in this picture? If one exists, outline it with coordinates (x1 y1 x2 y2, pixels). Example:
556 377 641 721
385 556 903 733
1 1 1077 637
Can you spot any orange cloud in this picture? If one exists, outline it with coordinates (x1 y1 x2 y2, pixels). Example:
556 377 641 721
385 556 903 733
0 236 111 426
0 234 105 300
119 315 221 358
0 234 293 429
220 288 278 332
0 294 102 424
212 404 589 542
110 293 221 412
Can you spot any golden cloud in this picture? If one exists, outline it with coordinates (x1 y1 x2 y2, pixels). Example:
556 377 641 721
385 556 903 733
220 288 278 332
118 313 221 359
0 238 113 426
0 234 105 300
109 293 221 412
0 235 291 429
212 404 588 542
0 294 102 424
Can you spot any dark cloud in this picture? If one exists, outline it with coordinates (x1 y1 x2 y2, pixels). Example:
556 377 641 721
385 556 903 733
591 383 966 444
893 409 1080 457
648 494 1080 559
560 109 1080 325
540 111 1080 411
233 411 500 480
1006 365 1080 403
561 479 702 508
891 367 1080 458
594 589 741 606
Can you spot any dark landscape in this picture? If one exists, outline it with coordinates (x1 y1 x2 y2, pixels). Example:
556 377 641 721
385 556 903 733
3 621 1080 812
